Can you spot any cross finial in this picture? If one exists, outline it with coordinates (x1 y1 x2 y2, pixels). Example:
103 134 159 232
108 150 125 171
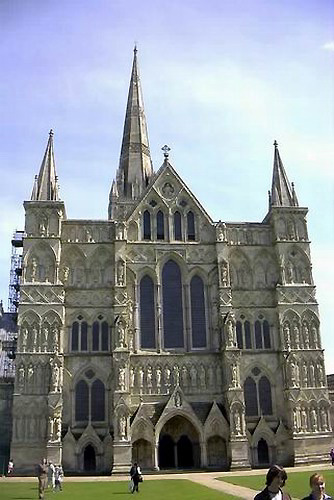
134 43 138 54
161 144 171 159
49 129 54 137
273 140 278 149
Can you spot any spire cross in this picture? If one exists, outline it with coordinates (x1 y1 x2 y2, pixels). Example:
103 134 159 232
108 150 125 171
162 144 171 159
49 129 54 137
273 140 278 149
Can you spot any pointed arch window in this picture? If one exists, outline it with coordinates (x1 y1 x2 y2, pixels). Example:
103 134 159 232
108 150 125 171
259 376 273 415
156 211 165 240
174 211 182 241
187 211 195 241
143 210 151 240
75 380 89 421
140 275 156 349
236 318 252 349
255 318 271 350
91 379 105 421
190 275 207 348
236 321 243 349
92 318 109 352
71 317 88 352
244 371 273 417
162 260 184 348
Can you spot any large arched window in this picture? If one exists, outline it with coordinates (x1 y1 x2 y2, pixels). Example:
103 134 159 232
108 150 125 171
187 211 195 241
91 379 105 421
255 319 271 349
92 318 109 352
244 377 258 416
174 211 182 241
190 275 206 348
156 211 165 240
140 275 156 349
143 210 151 240
75 380 89 421
71 317 88 352
162 260 184 348
259 376 273 415
236 319 252 349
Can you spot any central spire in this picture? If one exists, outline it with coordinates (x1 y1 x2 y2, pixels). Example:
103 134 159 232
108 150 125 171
119 46 153 197
31 129 59 201
270 141 298 207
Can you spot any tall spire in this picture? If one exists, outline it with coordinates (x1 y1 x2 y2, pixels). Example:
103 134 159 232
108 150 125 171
270 140 298 207
118 46 153 198
31 129 59 201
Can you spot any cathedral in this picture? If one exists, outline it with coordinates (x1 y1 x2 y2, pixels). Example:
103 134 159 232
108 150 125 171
10 48 332 474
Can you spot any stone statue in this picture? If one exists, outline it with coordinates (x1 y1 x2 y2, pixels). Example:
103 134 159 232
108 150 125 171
311 324 319 348
293 408 299 432
300 407 308 432
18 365 25 391
293 323 300 349
317 362 325 387
288 358 297 387
27 364 34 388
174 392 182 407
130 366 135 389
147 366 153 391
118 366 126 391
21 327 28 351
199 365 206 389
302 362 308 387
233 409 241 435
310 408 318 432
286 261 295 283
220 261 229 286
190 365 197 388
287 220 296 240
283 323 291 349
303 322 310 349
119 415 127 439
48 417 55 441
138 366 144 391
51 325 59 352
164 366 171 390
31 257 38 282
181 366 188 388
62 266 70 285
51 363 60 392
309 362 315 387
56 417 62 440
116 319 126 348
117 260 125 286
216 222 227 242
156 366 162 392
226 317 235 347
42 326 49 352
32 327 38 352
173 365 180 386
320 408 329 431
231 362 239 388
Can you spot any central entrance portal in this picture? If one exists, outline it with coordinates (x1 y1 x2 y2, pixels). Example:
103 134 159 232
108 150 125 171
84 444 96 471
158 415 200 469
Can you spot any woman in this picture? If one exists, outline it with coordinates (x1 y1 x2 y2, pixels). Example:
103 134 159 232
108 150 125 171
254 465 292 500
302 473 332 500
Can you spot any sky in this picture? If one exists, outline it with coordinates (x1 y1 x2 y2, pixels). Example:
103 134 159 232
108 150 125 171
0 0 333 369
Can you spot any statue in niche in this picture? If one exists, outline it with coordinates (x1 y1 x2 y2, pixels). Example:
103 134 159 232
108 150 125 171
51 325 59 352
138 366 144 392
293 407 299 432
293 323 300 349
62 266 70 285
309 362 315 387
30 257 38 283
216 365 222 388
317 362 325 387
303 322 310 349
42 326 49 352
116 319 126 348
199 365 206 389
220 261 229 287
56 417 62 441
286 261 295 283
130 366 135 389
302 362 308 387
18 366 25 391
181 366 188 388
116 222 126 240
117 260 125 286
39 220 47 237
155 366 162 392
164 366 171 391
320 408 329 431
226 315 236 347
118 366 126 391
48 417 55 441
311 324 319 349
119 415 127 439
27 364 34 388
310 408 318 432
287 220 296 240
190 365 197 388
128 330 134 351
173 365 180 386
174 392 182 407
51 363 60 392
283 323 291 350
216 221 227 242
208 365 215 388
288 358 297 387
147 366 153 391
278 254 286 284
232 408 242 435
32 326 38 352
21 327 28 351
300 407 308 432
231 362 239 388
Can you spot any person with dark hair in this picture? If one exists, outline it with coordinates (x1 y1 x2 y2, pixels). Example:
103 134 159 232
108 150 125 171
37 458 48 499
254 465 292 500
129 462 142 493
301 473 332 500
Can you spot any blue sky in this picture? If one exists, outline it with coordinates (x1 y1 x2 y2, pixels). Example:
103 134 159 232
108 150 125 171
0 0 333 369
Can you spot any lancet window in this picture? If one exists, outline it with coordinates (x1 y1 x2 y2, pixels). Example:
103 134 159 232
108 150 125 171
156 210 165 240
143 210 151 240
140 275 156 349
92 316 109 352
75 372 105 423
244 369 273 417
190 275 207 348
174 211 182 240
187 211 195 241
236 316 271 350
162 260 184 348
71 316 88 352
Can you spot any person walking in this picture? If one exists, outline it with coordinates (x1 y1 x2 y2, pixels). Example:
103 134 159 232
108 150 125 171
54 464 64 492
129 462 142 493
47 461 55 490
330 449 334 466
301 473 332 500
37 458 48 499
7 458 14 476
254 464 292 500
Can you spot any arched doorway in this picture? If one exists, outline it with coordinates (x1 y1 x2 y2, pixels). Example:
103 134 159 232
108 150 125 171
207 435 227 468
84 444 96 471
159 434 175 468
257 438 269 465
158 415 200 469
133 439 153 469
177 435 193 468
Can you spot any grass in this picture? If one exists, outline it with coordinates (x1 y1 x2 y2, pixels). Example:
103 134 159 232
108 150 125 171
0 479 241 500
218 468 334 499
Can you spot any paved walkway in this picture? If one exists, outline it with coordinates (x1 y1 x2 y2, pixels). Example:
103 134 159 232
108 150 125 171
1 464 332 499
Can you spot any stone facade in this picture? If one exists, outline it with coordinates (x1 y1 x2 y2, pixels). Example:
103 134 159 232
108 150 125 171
10 50 332 473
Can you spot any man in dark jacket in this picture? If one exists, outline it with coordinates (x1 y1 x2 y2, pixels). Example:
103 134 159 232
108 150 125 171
254 465 292 500
129 462 141 493
301 473 332 500
37 458 48 499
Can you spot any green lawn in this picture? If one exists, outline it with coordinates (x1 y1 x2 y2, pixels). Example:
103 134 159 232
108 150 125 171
218 469 334 499
0 479 241 500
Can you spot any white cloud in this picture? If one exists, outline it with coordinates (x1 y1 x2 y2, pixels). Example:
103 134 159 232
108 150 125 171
322 41 334 51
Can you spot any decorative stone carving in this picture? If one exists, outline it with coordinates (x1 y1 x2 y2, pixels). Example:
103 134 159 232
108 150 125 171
300 406 308 432
21 327 28 352
190 365 197 389
147 366 153 392
283 323 291 350
164 366 171 391
309 362 315 387
232 408 242 435
138 366 144 392
219 260 229 287
302 322 310 349
18 365 25 392
117 259 125 286
320 407 329 431
199 365 206 389
51 325 59 352
216 221 227 242
292 323 300 349
155 366 162 392
130 366 135 389
173 365 180 386
225 313 236 348
302 362 308 387
311 323 319 349
310 408 318 432
231 362 240 388
116 318 126 348
317 362 325 387
118 366 126 391
174 392 182 407
119 415 127 440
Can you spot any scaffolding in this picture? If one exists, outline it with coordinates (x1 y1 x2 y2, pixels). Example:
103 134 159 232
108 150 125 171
8 230 24 313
